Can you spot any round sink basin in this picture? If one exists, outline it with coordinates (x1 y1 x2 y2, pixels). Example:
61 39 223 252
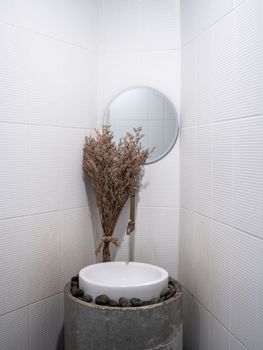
79 262 168 301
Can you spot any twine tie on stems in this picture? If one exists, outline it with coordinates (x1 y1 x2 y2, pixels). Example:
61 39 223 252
95 235 120 256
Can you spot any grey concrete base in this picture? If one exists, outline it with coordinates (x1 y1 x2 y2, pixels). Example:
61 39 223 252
64 279 183 350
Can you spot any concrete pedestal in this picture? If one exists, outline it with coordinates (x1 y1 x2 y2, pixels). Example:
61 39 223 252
64 279 183 350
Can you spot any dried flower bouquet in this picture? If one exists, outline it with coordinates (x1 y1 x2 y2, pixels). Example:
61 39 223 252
83 125 150 262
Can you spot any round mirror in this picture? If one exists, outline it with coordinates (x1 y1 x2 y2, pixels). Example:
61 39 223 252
103 87 179 164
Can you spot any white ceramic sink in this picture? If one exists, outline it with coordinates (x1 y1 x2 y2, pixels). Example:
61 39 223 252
79 262 168 301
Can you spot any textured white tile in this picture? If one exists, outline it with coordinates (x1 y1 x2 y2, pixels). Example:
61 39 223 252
195 125 212 217
181 42 196 128
183 290 211 350
195 30 214 125
212 121 234 226
139 145 179 207
30 294 60 350
0 217 29 315
134 207 179 278
181 0 196 44
213 12 236 122
213 0 234 22
229 336 247 350
210 317 230 350
26 32 60 126
0 123 29 219
230 231 263 350
233 117 263 238
58 45 97 128
192 214 211 309
140 0 180 50
29 212 61 302
58 0 99 49
210 221 233 327
29 126 60 213
60 208 93 289
0 307 30 350
102 0 140 52
180 127 196 211
60 128 89 210
194 0 214 37
0 23 29 124
179 209 195 292
235 0 263 118
139 50 181 103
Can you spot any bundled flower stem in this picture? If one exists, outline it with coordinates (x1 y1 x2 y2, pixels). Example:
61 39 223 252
83 125 150 262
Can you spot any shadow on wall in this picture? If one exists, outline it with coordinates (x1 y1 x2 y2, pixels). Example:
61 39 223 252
56 325 64 350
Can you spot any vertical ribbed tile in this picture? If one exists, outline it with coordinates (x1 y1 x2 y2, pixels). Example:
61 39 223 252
195 125 212 217
0 123 29 219
210 221 233 327
179 209 195 292
235 0 263 118
29 125 60 214
60 128 89 210
181 127 196 211
213 0 234 22
183 290 211 350
230 231 263 350
30 294 60 350
229 336 247 350
60 208 92 289
181 42 196 128
139 146 179 207
233 117 263 238
102 0 140 52
212 121 234 226
194 0 214 37
140 0 180 50
181 0 196 44
0 307 30 350
134 207 179 278
29 212 61 302
210 317 229 350
192 214 211 309
213 12 236 122
0 217 29 315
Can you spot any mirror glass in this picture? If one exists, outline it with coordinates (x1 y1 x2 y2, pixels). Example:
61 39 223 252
103 87 179 164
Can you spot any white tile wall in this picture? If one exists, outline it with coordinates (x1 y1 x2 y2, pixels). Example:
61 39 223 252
181 0 263 350
0 1 98 349
0 307 30 350
98 0 181 279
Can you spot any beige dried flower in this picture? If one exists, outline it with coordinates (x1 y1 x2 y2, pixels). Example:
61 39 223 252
83 125 150 262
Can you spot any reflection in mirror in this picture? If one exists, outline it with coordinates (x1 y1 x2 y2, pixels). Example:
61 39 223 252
104 87 179 164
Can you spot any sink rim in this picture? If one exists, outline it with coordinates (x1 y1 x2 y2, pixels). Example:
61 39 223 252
79 261 168 288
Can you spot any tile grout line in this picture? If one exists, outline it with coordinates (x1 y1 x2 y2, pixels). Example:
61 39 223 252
180 206 263 242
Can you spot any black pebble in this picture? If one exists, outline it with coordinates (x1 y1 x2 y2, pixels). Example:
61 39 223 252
119 297 132 307
71 275 79 283
142 300 152 306
83 295 92 303
168 277 177 291
160 287 170 298
109 299 119 307
130 298 143 307
151 297 161 304
71 280 79 288
95 295 110 305
71 286 84 298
